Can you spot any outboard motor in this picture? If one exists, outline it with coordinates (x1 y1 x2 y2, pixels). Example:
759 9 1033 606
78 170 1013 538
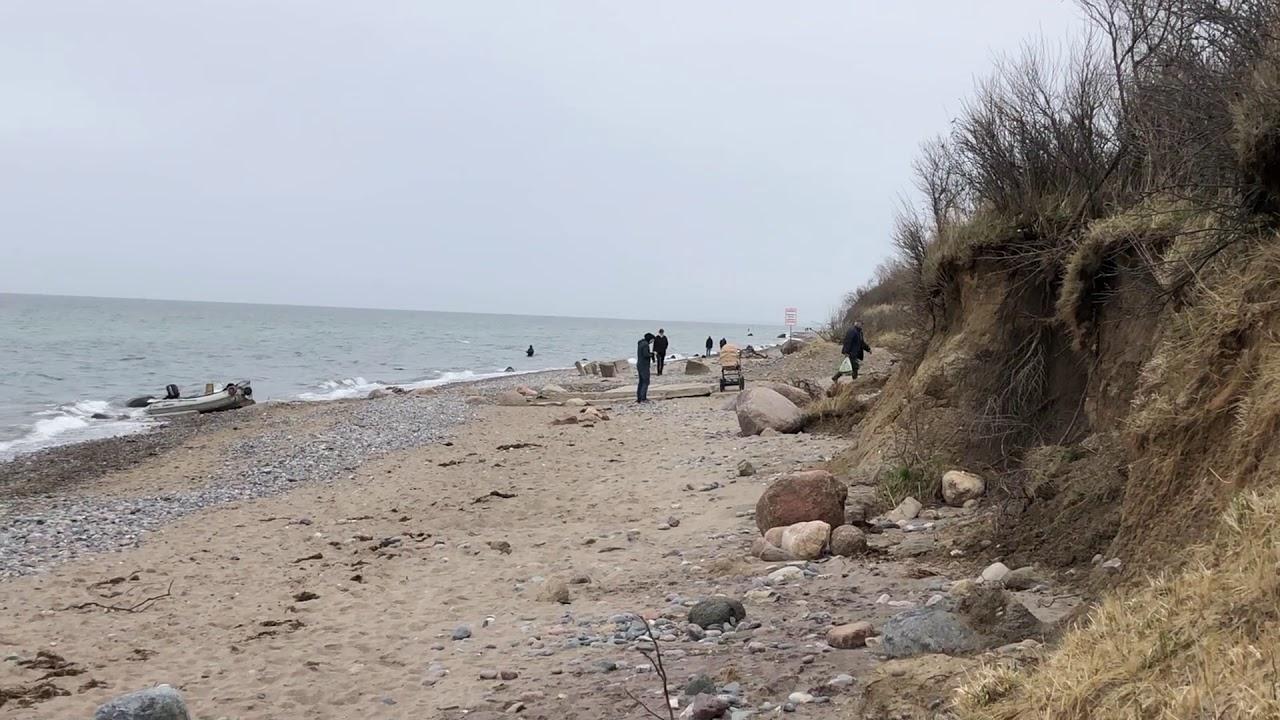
164 384 181 400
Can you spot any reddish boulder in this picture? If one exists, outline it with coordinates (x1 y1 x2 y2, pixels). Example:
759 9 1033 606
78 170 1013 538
755 470 847 533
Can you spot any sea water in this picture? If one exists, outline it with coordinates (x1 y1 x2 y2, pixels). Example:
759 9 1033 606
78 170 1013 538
0 293 778 459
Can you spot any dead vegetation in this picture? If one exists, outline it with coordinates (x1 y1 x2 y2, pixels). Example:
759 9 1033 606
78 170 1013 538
957 486 1280 719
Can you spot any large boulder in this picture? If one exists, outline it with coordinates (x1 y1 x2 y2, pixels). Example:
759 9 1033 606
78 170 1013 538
880 588 1045 658
756 381 812 407
736 387 802 436
780 339 806 355
780 520 830 559
755 469 847 533
599 362 617 378
879 606 980 658
942 470 986 506
94 686 190 720
539 384 569 397
685 359 711 375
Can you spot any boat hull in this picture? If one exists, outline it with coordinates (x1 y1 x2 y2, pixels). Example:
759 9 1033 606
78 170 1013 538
143 382 253 416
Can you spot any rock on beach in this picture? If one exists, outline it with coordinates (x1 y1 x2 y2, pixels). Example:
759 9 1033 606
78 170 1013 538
735 387 803 436
94 685 190 720
755 470 847 533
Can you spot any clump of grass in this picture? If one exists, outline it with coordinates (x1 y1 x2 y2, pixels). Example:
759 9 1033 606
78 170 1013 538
875 462 941 507
798 389 872 435
955 487 1280 719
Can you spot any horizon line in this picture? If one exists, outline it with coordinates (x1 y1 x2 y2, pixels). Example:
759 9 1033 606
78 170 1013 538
0 291 787 329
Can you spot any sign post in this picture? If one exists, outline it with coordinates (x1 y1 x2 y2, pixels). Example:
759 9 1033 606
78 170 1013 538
784 307 798 338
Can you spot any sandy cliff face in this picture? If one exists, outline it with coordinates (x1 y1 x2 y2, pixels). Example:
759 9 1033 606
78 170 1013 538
839 227 1280 574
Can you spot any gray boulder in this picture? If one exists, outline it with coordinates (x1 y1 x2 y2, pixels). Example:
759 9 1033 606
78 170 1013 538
94 686 190 720
880 606 979 658
880 587 1045 658
735 387 802 436
688 598 747 629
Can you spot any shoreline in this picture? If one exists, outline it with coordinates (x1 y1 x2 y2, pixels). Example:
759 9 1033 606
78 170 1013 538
0 367 577 579
0 366 578 465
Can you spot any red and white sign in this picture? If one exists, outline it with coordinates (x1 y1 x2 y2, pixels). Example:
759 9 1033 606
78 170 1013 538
784 307 798 326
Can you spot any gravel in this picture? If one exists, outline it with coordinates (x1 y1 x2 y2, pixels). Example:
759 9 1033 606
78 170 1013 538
0 370 578 578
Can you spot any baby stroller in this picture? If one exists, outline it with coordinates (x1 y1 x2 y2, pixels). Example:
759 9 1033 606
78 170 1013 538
719 344 745 392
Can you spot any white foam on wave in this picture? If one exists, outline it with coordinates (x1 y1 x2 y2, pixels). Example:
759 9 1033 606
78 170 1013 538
297 366 566 402
0 400 152 462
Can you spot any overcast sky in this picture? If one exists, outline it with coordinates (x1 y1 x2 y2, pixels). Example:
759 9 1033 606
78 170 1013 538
1 1 1085 324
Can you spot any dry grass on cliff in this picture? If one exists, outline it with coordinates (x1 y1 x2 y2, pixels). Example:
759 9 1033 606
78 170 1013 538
956 486 1280 720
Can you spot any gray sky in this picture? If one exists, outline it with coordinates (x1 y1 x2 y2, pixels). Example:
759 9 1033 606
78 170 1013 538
0 1 1084 324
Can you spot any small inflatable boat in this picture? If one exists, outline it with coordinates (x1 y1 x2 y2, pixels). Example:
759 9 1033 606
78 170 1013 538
137 380 254 416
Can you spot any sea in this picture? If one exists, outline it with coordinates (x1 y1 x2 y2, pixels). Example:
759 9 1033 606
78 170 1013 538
0 293 777 460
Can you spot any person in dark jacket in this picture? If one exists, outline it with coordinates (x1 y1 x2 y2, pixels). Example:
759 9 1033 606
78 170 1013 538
653 329 669 375
834 321 872 381
705 336 714 358
526 345 535 357
637 333 655 402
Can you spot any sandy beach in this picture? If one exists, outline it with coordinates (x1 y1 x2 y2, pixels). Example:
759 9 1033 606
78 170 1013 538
0 345 1074 719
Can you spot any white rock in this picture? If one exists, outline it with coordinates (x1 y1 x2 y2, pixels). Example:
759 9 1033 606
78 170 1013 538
788 692 815 704
981 562 1011 584
779 520 831 560
766 567 806 585
886 496 922 523
942 470 986 506
828 674 855 688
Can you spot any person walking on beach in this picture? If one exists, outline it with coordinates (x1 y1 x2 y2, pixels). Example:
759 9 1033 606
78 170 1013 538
705 336 714 358
637 333 655 402
653 329 669 375
833 321 872 381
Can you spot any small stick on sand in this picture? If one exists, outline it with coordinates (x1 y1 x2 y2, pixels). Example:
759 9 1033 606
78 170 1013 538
622 612 675 720
60 580 174 614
